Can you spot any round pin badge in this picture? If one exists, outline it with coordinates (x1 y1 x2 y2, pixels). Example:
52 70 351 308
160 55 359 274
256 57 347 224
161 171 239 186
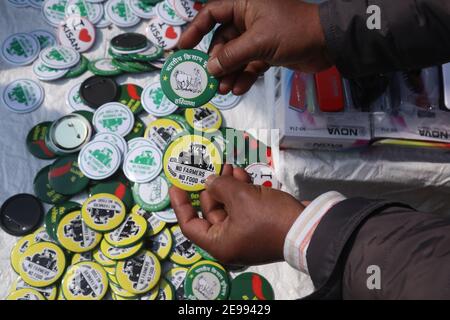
42 0 68 27
155 1 185 26
58 15 96 52
48 155 90 196
104 213 148 247
71 251 93 265
145 118 184 151
39 45 81 69
79 76 119 109
7 288 46 300
110 282 138 299
211 92 242 110
65 54 89 78
169 225 202 266
56 210 102 253
161 49 218 108
100 238 143 260
93 102 135 137
116 250 161 294
185 103 222 133
1 33 40 66
82 193 126 232
154 278 175 300
173 0 202 22
105 0 141 28
111 32 148 52
65 0 104 24
109 44 163 62
148 227 173 260
165 267 188 300
26 122 57 160
129 0 157 19
185 260 230 300
132 174 171 212
61 261 109 300
45 201 81 242
33 58 69 81
229 272 275 300
245 163 280 189
93 132 128 159
88 58 123 76
33 166 70 204
118 83 144 115
132 205 166 236
93 247 116 267
153 207 177 223
2 79 44 114
31 29 57 50
19 242 66 287
142 81 178 117
65 82 91 111
163 134 222 192
125 116 147 141
10 277 58 300
10 235 36 273
122 144 163 183
46 113 93 155
146 17 181 50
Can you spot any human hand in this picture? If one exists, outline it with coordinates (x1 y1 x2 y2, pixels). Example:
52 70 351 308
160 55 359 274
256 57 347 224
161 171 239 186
169 164 305 266
179 0 331 95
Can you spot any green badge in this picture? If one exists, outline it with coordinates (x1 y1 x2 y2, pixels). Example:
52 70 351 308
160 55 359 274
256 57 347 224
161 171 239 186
26 121 57 160
65 55 89 79
229 272 275 300
33 165 70 205
118 83 144 115
48 155 90 196
185 260 230 300
161 49 218 108
132 174 171 212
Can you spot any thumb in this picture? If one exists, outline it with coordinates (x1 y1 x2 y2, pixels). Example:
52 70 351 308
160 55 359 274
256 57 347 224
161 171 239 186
207 31 262 77
205 174 245 204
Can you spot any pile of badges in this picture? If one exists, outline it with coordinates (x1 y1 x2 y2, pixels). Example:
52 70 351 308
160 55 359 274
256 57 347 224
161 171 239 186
3 0 279 301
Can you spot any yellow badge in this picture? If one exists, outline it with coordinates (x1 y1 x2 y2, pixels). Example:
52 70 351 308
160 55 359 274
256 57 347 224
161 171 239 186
81 193 126 232
61 262 109 300
184 103 222 133
104 213 147 247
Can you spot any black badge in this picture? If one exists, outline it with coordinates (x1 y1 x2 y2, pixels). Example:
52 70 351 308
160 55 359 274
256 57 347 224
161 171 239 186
80 76 119 109
0 194 44 236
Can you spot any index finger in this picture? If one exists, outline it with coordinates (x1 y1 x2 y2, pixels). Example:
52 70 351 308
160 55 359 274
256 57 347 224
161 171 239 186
178 0 236 49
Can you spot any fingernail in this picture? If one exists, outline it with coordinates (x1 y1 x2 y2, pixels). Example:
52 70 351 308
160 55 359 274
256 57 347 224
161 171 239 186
205 175 218 188
207 57 223 75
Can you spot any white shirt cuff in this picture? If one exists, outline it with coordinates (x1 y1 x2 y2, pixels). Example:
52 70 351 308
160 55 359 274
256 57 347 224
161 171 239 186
283 191 346 274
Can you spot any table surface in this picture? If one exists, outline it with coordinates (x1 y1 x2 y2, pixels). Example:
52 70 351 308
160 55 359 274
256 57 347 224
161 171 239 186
2 2 450 301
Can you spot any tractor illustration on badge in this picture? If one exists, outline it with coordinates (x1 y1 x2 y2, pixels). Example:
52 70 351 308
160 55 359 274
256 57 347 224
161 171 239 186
132 150 155 166
25 249 58 273
115 220 140 241
155 125 178 143
8 85 28 105
63 217 85 246
7 38 26 57
101 117 126 133
151 88 164 106
175 239 197 260
90 147 113 168
91 207 117 225
176 143 214 171
47 48 66 62
123 255 145 289
112 2 127 18
68 272 97 298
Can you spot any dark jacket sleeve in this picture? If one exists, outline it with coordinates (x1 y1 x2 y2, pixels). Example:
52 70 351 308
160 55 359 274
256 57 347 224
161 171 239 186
319 0 450 78
303 198 450 300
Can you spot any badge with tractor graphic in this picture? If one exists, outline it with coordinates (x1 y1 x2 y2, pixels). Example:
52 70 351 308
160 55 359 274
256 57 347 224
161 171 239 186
161 49 218 108
39 45 80 69
93 102 135 137
105 0 141 28
129 0 156 19
19 242 66 287
3 79 44 113
105 213 147 247
65 0 103 25
42 0 68 27
145 118 183 151
78 140 121 180
123 145 163 183
156 1 185 26
116 250 161 294
142 81 178 117
165 267 188 300
169 225 202 266
1 33 40 65
81 194 126 232
185 103 222 133
56 211 102 253
62 262 108 300
163 134 222 192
